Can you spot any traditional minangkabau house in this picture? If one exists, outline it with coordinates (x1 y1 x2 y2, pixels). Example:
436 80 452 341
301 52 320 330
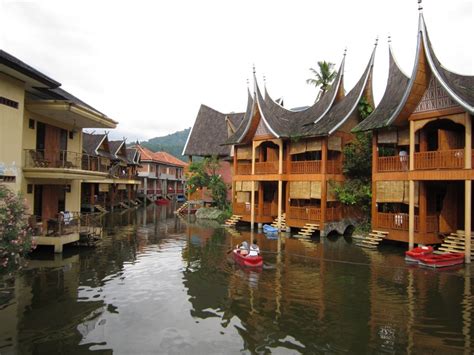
354 13 473 262
81 133 141 212
0 49 117 252
133 143 186 202
222 46 376 236
183 105 246 202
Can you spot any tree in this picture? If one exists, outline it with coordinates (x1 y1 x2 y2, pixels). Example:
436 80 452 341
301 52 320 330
0 185 34 272
186 157 228 210
332 98 373 228
306 61 337 101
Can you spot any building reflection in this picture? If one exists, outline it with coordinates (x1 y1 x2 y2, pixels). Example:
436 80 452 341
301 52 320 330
181 225 473 353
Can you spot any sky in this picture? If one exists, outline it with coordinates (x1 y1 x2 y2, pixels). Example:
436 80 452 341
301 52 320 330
0 0 472 142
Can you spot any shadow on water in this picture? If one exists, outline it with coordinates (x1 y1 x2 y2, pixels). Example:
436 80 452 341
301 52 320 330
0 204 472 354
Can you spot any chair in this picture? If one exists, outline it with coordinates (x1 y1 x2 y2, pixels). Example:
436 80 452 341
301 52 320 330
29 150 50 168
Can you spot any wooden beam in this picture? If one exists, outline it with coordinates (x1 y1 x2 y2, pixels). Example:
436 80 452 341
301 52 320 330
419 181 427 238
465 113 472 264
372 133 377 228
321 137 328 232
278 181 283 231
409 120 415 171
408 180 415 250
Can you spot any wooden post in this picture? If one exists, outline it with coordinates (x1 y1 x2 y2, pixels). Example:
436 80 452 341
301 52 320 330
278 140 283 230
408 120 415 249
251 141 256 230
465 114 472 264
233 148 237 175
420 130 428 152
408 180 415 250
321 137 328 233
258 182 263 218
372 133 378 230
419 181 427 238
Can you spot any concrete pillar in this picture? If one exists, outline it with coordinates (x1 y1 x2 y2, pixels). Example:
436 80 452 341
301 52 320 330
54 243 63 253
258 223 263 230
154 179 157 200
144 177 148 204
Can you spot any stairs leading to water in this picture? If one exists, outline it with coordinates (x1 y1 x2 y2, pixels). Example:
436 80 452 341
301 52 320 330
94 205 108 213
175 201 189 214
355 230 389 249
270 213 287 230
224 215 242 227
438 230 474 260
119 202 130 209
295 223 320 238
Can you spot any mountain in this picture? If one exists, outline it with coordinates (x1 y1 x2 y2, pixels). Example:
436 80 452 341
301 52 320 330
138 128 190 161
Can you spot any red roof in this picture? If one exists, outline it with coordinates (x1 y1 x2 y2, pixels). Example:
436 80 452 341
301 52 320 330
132 144 187 167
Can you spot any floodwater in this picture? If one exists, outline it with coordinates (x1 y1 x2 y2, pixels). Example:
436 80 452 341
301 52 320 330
0 204 472 354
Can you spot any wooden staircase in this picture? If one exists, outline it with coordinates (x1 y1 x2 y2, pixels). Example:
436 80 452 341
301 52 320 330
224 215 242 227
270 213 288 230
355 230 389 249
119 201 130 209
438 230 474 260
295 223 320 238
175 201 189 214
94 205 108 213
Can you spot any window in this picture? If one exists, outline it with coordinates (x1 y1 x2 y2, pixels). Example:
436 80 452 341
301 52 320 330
29 119 35 129
69 131 74 139
27 184 33 193
0 96 19 109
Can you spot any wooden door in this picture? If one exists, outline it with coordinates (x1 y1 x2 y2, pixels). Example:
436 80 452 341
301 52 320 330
44 125 61 167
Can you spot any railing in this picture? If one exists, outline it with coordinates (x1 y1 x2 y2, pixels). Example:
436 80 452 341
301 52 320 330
28 211 85 237
233 202 275 216
325 206 342 221
377 156 408 172
24 149 109 173
236 163 252 175
287 207 321 221
375 212 438 233
414 149 465 170
290 160 321 174
326 160 343 174
255 161 280 174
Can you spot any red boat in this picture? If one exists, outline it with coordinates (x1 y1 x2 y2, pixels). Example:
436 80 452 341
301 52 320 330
405 246 434 262
418 252 465 268
155 199 170 205
232 249 263 268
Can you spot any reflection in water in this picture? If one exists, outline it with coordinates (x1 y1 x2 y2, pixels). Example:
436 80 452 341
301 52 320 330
0 204 472 353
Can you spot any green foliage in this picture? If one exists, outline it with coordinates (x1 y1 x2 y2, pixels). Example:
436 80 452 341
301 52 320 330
136 128 190 161
306 61 337 101
357 97 373 120
187 157 229 210
343 132 372 179
0 185 34 272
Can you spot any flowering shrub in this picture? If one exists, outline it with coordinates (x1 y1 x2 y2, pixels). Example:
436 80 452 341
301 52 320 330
0 184 34 272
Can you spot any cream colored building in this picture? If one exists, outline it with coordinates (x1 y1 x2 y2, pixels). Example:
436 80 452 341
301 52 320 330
0 49 116 250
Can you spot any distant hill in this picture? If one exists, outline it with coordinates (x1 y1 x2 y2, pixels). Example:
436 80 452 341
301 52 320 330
137 128 190 161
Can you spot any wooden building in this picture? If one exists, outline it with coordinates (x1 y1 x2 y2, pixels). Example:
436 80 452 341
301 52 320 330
183 105 245 202
183 45 377 235
354 14 473 262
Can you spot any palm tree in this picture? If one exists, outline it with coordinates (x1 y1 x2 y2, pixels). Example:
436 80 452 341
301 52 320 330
306 61 337 102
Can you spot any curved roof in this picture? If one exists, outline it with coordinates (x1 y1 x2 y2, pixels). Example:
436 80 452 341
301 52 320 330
302 46 376 136
354 45 410 131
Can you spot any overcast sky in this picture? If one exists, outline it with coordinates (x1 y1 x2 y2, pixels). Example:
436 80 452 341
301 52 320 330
0 0 472 142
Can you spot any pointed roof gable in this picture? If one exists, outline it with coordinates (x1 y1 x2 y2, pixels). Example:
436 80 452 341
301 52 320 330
355 45 411 131
302 46 376 136
183 103 246 157
154 151 187 167
133 144 156 161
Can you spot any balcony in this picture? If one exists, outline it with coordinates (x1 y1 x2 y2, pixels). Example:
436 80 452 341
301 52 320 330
377 149 471 172
233 202 276 217
414 149 465 170
375 212 438 233
237 163 251 175
287 206 341 222
290 161 321 174
24 149 108 174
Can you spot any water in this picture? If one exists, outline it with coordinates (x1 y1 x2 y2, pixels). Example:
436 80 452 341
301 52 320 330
0 204 472 354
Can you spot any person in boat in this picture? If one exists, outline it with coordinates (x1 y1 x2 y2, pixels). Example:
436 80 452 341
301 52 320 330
248 239 260 256
238 241 249 256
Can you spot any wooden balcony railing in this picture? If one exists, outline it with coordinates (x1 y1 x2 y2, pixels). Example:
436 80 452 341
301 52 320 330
327 160 343 174
255 161 279 174
236 163 252 175
233 202 276 216
24 149 109 173
375 212 438 233
377 156 408 172
290 161 321 174
287 206 341 222
414 149 465 170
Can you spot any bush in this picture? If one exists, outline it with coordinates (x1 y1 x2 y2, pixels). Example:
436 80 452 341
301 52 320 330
0 185 34 272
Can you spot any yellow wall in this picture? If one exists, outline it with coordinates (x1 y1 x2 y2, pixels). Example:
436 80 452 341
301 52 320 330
0 73 25 194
